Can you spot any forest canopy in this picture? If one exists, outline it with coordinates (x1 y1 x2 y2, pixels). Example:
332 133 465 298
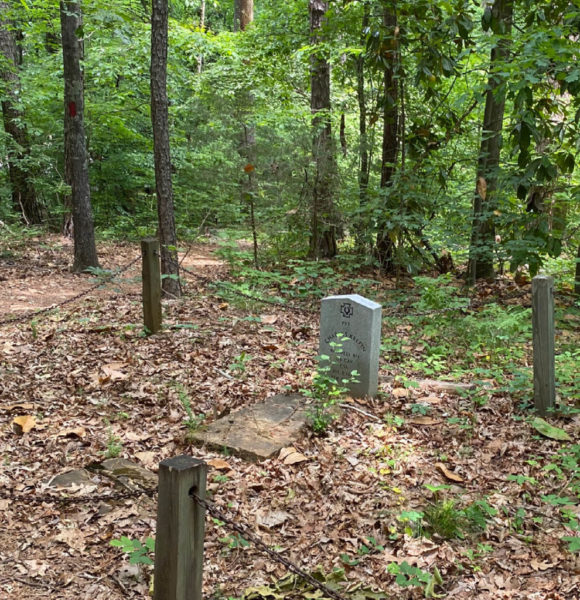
0 0 578 285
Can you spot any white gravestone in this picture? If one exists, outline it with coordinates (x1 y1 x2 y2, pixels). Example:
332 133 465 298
319 294 382 398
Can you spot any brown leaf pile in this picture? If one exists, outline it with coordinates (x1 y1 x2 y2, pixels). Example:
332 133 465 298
0 236 578 599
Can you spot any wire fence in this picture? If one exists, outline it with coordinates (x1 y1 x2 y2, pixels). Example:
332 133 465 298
191 491 349 600
0 486 151 506
180 262 532 319
179 263 320 313
1 243 533 331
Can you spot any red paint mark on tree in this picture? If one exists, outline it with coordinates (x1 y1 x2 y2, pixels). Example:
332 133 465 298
68 102 77 117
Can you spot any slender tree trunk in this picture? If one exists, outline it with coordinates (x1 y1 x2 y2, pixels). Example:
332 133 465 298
355 1 370 251
375 4 399 273
60 0 98 271
575 243 580 297
468 0 513 282
233 0 257 266
197 0 205 74
151 0 180 297
0 2 43 225
308 0 337 259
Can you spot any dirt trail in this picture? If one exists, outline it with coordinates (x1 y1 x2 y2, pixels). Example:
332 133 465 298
0 236 223 317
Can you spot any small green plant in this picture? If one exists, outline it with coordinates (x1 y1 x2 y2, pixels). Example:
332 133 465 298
424 498 497 539
412 274 469 312
396 510 424 537
301 337 359 435
103 426 122 458
175 384 205 434
424 499 465 539
387 561 443 597
228 351 251 376
507 473 538 486
384 412 405 428
219 533 250 550
110 536 155 565
411 403 431 416
30 319 39 339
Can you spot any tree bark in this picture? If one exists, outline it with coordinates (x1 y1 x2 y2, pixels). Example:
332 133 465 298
60 0 99 271
234 0 253 32
197 0 205 74
375 4 399 273
575 243 580 297
355 1 370 251
233 0 257 266
468 0 513 282
308 0 337 259
0 2 43 225
151 0 180 297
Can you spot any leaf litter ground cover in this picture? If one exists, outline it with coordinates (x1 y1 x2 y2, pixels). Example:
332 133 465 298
0 235 579 599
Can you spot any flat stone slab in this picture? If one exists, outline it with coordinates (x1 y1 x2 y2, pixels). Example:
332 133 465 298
190 394 307 461
47 468 94 489
100 458 158 488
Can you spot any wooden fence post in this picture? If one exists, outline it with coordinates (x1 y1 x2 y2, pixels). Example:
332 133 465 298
532 275 555 416
154 456 207 600
141 238 162 334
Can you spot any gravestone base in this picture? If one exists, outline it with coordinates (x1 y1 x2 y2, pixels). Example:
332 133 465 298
189 394 307 461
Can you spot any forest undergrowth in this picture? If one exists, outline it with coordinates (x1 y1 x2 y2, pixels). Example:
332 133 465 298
0 234 579 600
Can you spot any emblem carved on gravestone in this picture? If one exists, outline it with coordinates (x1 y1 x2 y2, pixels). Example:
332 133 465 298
340 302 354 319
319 294 382 398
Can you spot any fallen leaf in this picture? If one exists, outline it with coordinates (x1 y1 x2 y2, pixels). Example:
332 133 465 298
13 414 37 434
55 527 86 552
256 509 291 528
207 458 231 471
102 363 128 381
279 447 309 465
423 395 442 405
284 452 309 465
56 427 86 439
530 559 559 571
531 417 572 441
436 463 464 483
278 447 296 461
135 451 157 468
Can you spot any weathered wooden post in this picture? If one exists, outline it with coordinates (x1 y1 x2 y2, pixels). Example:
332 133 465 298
154 456 207 600
532 275 555 416
141 238 162 334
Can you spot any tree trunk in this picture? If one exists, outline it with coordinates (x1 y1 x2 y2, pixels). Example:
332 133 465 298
354 1 370 251
151 0 180 297
375 4 399 273
468 0 513 282
197 0 205 74
0 2 43 225
575 243 580 297
233 0 257 266
308 0 337 259
60 0 99 271
234 0 253 32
